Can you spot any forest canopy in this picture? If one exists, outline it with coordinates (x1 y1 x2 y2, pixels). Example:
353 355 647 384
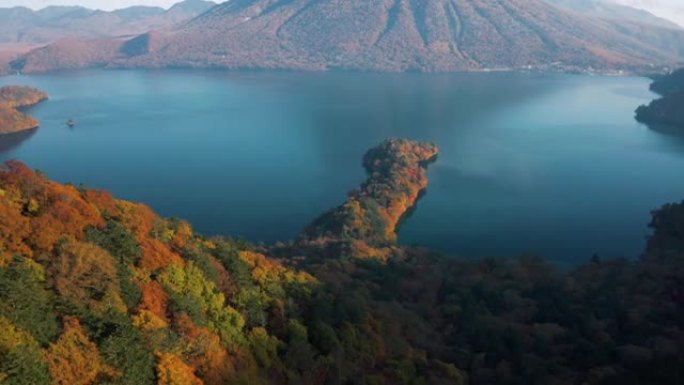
0 139 682 385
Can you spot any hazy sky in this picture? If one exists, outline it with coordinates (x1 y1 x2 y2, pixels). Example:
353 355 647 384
612 0 684 25
1 0 683 26
0 0 195 10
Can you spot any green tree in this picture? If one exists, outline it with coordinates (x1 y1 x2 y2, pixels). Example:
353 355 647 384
0 317 50 385
0 256 59 345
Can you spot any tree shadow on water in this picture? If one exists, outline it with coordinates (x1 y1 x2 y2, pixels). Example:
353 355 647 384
396 188 428 232
0 128 36 155
643 122 684 150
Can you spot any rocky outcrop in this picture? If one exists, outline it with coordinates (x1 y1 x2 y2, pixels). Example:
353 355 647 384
301 139 438 259
0 86 47 134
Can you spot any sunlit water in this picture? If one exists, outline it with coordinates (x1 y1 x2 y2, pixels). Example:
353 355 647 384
2 70 684 265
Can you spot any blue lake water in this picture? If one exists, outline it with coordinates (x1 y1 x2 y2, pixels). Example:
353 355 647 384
2 70 684 265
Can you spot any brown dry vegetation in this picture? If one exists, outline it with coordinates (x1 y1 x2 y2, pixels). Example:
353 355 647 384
10 0 684 74
0 44 43 75
0 86 47 134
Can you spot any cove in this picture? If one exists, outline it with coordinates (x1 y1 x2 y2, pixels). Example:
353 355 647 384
2 70 684 265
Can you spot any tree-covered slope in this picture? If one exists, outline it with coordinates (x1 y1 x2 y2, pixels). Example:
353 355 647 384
0 140 683 385
636 68 684 129
0 86 47 134
12 0 684 74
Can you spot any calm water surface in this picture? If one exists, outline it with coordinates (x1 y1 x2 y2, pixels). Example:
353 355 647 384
2 70 684 264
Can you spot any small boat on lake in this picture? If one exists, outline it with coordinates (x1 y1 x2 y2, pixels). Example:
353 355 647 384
66 119 75 127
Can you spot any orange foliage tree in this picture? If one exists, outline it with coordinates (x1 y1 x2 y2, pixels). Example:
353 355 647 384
173 313 237 385
155 352 203 385
46 317 116 385
48 241 127 314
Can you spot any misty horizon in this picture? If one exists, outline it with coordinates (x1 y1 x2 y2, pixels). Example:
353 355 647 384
1 0 683 27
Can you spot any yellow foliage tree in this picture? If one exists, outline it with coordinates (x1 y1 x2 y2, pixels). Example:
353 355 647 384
155 352 203 385
49 242 127 314
0 316 37 353
132 309 168 332
46 317 116 385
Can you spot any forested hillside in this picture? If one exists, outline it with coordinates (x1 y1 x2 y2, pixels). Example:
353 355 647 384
636 68 684 128
0 140 683 384
0 86 47 134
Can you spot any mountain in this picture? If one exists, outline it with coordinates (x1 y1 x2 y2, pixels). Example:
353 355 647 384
545 0 682 29
0 0 216 44
11 0 684 74
0 0 215 74
169 0 220 15
0 140 683 384
0 44 40 75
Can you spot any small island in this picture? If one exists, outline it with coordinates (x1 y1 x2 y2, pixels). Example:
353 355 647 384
635 68 684 129
0 86 48 135
301 138 438 259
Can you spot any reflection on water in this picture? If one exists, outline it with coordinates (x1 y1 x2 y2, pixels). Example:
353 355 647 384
1 70 684 264
644 122 684 148
0 128 36 154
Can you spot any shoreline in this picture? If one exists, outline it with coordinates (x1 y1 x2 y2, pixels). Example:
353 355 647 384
2 61 675 78
0 86 48 135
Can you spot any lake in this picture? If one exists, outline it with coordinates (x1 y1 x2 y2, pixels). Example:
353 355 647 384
2 70 684 265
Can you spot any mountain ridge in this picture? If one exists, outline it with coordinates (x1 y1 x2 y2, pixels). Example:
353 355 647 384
0 0 216 74
0 0 216 45
11 0 684 74
545 0 682 30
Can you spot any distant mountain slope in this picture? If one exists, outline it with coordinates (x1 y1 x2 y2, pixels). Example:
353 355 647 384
0 0 216 44
169 0 219 15
0 43 39 75
12 0 684 73
545 0 681 29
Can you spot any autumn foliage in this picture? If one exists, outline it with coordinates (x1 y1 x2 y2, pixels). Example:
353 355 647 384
155 352 203 385
0 160 321 384
46 317 116 385
302 138 438 259
1 141 683 385
0 86 47 135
